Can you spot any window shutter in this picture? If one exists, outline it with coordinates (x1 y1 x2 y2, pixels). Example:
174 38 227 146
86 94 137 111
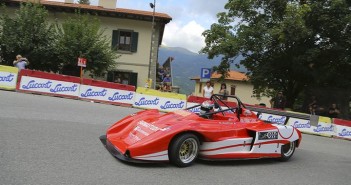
111 30 119 50
131 32 139 52
107 71 115 82
129 72 138 87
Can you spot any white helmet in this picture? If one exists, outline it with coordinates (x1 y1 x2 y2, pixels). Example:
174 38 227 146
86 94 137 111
200 100 214 115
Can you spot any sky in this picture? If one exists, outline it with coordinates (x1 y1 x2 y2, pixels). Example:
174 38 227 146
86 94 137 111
53 0 228 53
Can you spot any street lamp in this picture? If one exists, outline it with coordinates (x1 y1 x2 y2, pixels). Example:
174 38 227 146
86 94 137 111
147 0 156 88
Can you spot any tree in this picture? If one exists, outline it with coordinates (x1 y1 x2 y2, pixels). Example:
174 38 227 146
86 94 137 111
55 11 119 77
201 0 351 108
78 0 90 5
0 3 60 72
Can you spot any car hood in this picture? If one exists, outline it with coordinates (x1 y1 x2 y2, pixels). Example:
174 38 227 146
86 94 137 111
106 109 198 152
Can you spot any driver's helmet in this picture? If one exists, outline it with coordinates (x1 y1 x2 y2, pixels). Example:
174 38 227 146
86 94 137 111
200 100 214 115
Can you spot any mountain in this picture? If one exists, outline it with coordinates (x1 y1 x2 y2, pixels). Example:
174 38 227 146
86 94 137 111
158 46 246 95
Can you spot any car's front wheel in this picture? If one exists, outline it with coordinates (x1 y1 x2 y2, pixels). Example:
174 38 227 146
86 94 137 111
169 133 199 167
278 141 296 161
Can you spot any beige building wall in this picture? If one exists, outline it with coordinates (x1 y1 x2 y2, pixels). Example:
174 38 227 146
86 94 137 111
49 12 158 87
193 80 271 106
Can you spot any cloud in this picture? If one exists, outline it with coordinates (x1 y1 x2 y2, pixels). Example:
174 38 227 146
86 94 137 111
162 20 205 53
188 0 228 17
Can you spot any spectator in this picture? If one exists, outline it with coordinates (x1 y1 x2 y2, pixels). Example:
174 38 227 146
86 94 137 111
270 91 286 110
202 81 213 98
328 103 340 118
162 83 172 92
13 54 29 71
122 74 129 85
114 78 121 83
309 104 317 115
164 67 170 77
308 95 318 107
306 95 318 112
162 74 171 84
157 66 164 82
218 83 229 100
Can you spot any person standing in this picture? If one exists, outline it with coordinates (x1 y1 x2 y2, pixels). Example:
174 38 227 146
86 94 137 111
202 81 213 98
218 83 229 100
270 91 286 110
13 55 29 71
157 66 164 82
162 74 171 84
328 103 340 118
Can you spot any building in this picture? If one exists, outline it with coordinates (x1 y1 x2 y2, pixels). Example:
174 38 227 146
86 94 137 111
2 0 172 87
191 70 271 106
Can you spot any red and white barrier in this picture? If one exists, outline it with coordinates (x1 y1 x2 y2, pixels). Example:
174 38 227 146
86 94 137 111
17 69 80 99
133 87 187 112
79 79 135 106
333 119 351 140
285 117 335 137
258 113 287 125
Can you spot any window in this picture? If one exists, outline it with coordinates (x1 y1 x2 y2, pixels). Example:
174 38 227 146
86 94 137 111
230 85 236 95
119 31 131 51
107 71 138 87
112 30 138 52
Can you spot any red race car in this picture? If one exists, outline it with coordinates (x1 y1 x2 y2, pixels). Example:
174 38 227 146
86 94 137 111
100 94 302 167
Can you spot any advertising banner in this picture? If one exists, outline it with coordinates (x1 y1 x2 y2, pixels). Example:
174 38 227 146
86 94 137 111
0 65 18 90
79 85 135 105
287 117 315 133
312 121 334 137
312 116 334 137
333 124 351 140
19 76 79 97
258 113 287 125
133 93 186 112
287 117 334 137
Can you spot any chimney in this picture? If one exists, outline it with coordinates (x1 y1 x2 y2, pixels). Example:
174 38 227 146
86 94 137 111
64 0 74 3
98 0 116 9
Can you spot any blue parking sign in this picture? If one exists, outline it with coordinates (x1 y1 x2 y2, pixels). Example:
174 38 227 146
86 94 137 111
200 68 211 82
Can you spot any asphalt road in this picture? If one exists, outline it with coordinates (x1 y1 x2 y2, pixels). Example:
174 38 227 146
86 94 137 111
1 90 350 185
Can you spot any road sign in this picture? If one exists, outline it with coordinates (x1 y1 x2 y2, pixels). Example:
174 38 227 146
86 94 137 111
200 68 211 82
78 58 87 67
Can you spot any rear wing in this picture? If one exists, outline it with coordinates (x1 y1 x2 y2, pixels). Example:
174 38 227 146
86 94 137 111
246 105 316 125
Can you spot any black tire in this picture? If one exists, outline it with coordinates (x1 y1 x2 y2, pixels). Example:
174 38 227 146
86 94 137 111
169 133 200 167
278 141 296 162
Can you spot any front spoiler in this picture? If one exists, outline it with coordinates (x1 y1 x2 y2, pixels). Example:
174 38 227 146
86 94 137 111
99 135 153 164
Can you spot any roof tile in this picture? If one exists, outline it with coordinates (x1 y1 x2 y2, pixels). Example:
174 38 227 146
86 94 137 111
8 0 172 20
191 70 248 81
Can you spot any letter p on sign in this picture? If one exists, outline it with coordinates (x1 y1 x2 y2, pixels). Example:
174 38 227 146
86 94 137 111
200 68 211 82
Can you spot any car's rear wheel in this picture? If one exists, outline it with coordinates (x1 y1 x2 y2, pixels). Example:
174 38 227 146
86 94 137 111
169 133 199 167
278 141 296 161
